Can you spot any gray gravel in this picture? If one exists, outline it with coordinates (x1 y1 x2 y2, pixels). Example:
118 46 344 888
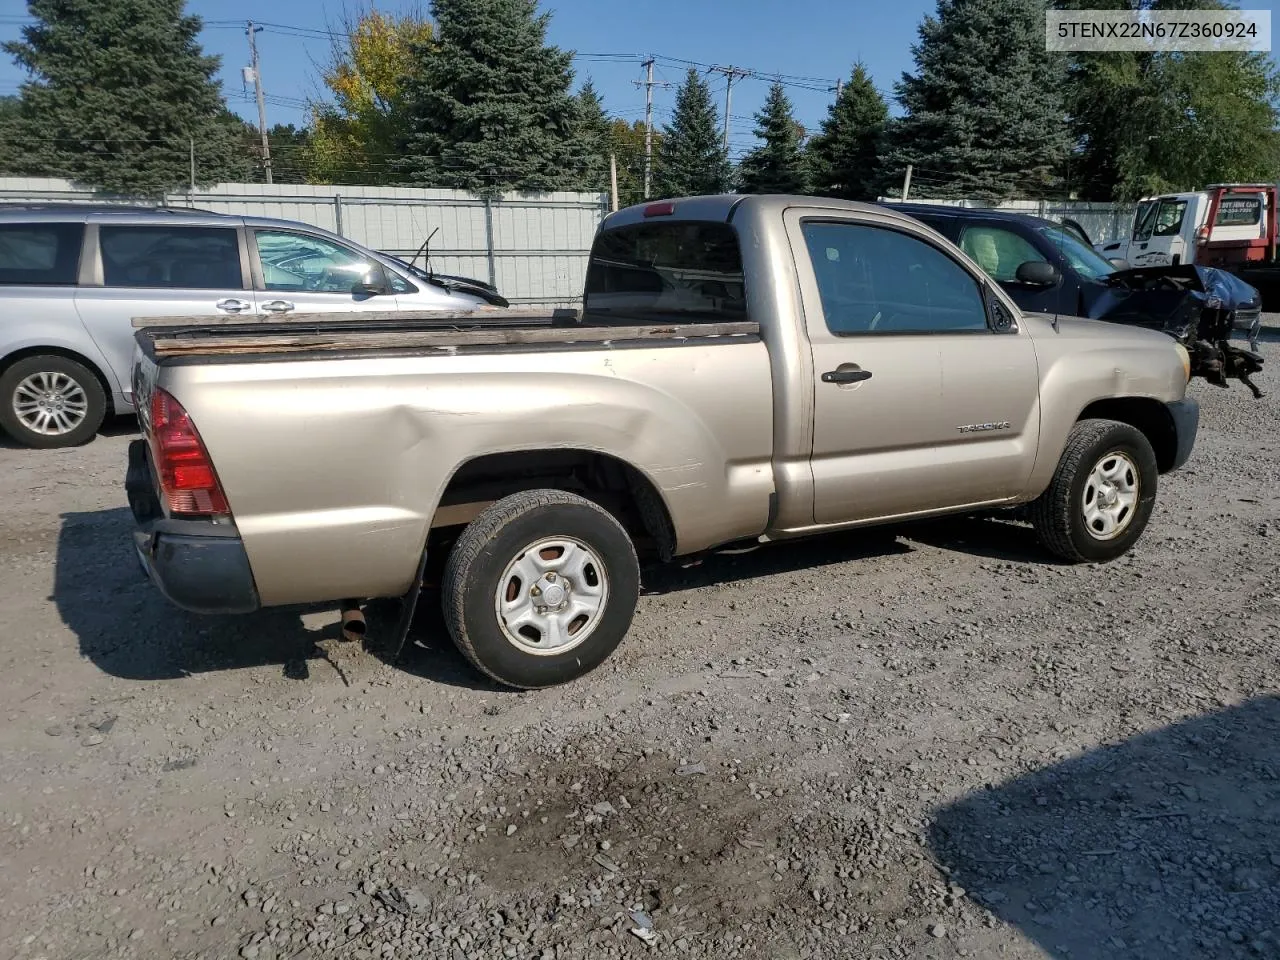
0 371 1276 960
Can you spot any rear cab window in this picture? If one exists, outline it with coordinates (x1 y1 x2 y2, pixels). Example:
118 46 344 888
584 221 746 322
99 226 243 289
0 222 85 285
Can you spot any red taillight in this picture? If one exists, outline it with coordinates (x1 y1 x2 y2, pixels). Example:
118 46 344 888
643 201 675 218
149 388 230 517
1195 226 1210 243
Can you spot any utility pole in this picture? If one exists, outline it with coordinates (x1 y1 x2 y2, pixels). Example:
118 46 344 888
633 58 670 200
245 21 273 185
609 152 619 212
901 164 913 201
709 65 751 152
189 137 196 192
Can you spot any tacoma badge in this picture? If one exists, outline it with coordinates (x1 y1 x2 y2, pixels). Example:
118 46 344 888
957 421 1011 433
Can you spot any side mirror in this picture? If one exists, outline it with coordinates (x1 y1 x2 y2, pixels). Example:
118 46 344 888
1108 258 1131 271
1015 260 1060 287
353 262 391 296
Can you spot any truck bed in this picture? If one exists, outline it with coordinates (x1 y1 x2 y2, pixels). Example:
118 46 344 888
132 308 760 361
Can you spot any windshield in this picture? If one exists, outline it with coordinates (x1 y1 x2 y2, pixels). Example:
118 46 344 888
1037 224 1116 282
1134 199 1187 241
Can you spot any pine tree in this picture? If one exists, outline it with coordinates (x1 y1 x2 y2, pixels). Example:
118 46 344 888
806 64 888 200
3 0 252 194
400 0 583 194
880 0 1071 201
567 80 611 193
737 82 808 195
655 69 729 198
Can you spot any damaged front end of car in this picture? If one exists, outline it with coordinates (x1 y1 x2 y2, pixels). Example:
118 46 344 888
1094 265 1265 398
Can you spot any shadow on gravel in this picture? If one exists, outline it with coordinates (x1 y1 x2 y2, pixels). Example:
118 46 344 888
0 414 137 450
55 507 494 690
898 514 1063 565
929 696 1280 959
639 527 913 594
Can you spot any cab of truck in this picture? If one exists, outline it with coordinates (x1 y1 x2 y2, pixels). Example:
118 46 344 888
1097 185 1276 271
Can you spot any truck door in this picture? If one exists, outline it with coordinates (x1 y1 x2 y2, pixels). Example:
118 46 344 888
1128 195 1196 267
786 210 1039 525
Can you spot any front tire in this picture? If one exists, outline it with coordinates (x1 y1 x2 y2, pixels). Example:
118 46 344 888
1030 418 1158 563
0 355 106 449
442 489 640 689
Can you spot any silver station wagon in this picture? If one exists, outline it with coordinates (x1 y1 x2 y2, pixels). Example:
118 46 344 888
0 204 494 448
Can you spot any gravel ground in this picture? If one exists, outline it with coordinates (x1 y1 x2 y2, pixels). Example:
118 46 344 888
0 364 1277 960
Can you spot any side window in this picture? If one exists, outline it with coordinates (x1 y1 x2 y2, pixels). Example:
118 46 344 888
801 221 989 335
1215 196 1261 227
254 230 377 293
100 226 242 289
0 222 84 285
959 225 1046 283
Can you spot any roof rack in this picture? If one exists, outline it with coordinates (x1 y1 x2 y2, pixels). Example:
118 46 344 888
0 201 222 215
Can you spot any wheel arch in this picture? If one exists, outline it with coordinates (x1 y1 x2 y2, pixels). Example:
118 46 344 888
1077 397 1178 473
0 345 117 415
432 447 677 562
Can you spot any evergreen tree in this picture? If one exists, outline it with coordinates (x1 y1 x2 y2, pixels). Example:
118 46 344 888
880 0 1071 200
568 80 612 193
3 0 251 194
655 68 729 198
738 82 808 194
400 0 583 194
806 64 889 200
1063 0 1280 200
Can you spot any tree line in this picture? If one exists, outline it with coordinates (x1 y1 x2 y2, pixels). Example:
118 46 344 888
0 0 1276 202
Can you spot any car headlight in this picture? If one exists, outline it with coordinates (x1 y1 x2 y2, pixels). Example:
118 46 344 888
1173 342 1191 382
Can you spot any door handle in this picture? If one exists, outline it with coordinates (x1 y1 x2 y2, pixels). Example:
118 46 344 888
261 300 295 314
215 298 252 313
822 369 873 384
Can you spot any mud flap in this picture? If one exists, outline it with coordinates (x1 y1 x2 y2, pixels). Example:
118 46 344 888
387 547 430 663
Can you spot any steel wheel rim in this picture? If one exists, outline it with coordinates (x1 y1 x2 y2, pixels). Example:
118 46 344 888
494 536 609 656
1081 450 1139 541
12 371 89 436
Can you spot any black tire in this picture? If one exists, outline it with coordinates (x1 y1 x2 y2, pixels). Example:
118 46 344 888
1030 418 1158 563
0 354 106 449
441 489 640 689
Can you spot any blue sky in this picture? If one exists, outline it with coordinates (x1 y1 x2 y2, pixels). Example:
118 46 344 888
0 0 1277 164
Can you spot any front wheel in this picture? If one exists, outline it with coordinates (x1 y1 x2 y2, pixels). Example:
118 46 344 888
0 355 107 449
1030 418 1159 563
442 489 640 689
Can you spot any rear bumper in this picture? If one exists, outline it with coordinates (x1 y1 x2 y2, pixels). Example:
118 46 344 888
126 439 260 615
1165 397 1199 473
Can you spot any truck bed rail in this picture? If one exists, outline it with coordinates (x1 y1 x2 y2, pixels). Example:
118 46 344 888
133 308 760 359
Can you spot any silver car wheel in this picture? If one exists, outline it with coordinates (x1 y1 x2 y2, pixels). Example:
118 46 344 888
493 536 609 656
1081 450 1139 541
12 371 90 437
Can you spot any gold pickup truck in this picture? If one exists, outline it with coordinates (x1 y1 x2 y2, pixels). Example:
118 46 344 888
126 195 1198 688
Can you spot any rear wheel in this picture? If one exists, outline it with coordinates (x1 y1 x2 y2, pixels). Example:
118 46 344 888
442 489 640 689
1030 418 1158 563
0 355 106 449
